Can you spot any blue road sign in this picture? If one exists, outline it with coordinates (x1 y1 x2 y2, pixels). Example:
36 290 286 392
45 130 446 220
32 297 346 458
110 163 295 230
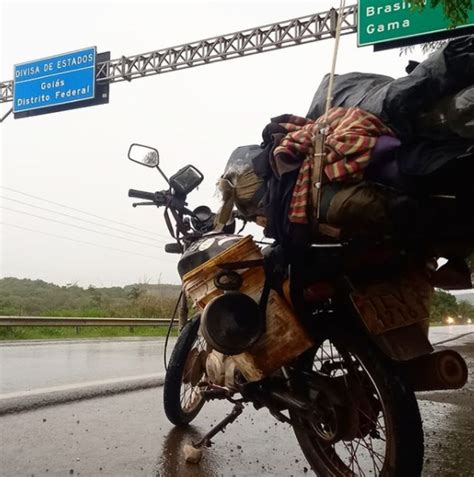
13 47 96 113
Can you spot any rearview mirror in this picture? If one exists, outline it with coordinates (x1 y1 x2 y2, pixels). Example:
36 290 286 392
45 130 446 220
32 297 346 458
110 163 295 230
128 143 160 168
169 165 204 196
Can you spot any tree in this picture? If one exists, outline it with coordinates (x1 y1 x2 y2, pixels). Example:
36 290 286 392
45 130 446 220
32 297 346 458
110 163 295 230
467 255 474 270
457 300 474 320
401 0 472 55
127 285 143 301
87 285 103 307
411 0 472 27
430 289 458 322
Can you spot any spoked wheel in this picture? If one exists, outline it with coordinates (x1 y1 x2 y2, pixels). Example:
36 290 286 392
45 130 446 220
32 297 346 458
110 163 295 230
291 334 424 476
164 314 208 425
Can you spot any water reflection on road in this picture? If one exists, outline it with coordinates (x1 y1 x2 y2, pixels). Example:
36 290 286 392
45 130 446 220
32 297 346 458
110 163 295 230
0 327 472 476
0 338 174 393
156 426 221 477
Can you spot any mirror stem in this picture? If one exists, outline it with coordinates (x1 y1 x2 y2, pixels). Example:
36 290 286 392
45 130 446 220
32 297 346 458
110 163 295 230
156 165 170 184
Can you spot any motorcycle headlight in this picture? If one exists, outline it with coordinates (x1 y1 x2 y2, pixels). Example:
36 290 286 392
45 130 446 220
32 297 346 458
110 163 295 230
201 292 263 355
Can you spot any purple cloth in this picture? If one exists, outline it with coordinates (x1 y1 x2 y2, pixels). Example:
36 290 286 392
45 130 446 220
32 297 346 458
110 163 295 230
365 135 401 184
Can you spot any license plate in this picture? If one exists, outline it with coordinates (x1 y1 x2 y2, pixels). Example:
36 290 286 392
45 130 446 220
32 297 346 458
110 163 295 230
350 271 433 335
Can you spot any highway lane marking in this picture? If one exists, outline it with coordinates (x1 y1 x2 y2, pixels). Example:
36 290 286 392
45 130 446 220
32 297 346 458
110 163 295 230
0 373 166 400
0 373 166 415
0 337 175 347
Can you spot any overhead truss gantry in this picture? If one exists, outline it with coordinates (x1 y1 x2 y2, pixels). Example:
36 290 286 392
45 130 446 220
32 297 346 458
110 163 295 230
0 4 357 104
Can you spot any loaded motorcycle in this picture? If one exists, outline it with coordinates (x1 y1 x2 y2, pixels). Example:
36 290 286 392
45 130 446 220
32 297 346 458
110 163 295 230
127 143 469 476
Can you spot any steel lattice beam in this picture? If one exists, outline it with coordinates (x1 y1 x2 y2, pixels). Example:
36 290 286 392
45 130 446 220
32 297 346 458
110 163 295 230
0 81 13 104
0 4 357 103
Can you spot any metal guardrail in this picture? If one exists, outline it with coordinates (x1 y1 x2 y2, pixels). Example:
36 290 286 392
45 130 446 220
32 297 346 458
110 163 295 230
0 316 173 327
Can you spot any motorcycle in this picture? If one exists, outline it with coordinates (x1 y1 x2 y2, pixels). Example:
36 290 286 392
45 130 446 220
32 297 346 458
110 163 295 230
127 143 469 476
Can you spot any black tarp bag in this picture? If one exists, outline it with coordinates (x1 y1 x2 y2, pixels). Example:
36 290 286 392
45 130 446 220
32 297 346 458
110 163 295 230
307 35 474 140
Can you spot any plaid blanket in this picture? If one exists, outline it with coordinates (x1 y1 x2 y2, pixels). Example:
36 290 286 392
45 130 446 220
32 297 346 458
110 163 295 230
273 107 394 224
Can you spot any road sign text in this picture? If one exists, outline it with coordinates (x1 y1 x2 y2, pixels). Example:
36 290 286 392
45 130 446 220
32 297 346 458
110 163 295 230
13 47 96 113
358 0 474 46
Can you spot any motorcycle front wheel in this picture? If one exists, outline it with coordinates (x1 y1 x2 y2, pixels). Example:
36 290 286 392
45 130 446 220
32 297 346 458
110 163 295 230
291 333 424 477
163 314 208 426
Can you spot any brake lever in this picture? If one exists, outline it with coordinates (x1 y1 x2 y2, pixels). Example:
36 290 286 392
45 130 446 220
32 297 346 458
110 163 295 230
132 201 157 208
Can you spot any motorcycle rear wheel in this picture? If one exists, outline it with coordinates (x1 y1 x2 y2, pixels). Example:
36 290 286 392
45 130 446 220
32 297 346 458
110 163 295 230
291 333 424 477
163 314 207 426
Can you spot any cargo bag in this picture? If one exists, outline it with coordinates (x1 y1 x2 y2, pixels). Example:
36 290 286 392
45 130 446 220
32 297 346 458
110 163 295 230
321 182 394 238
307 35 474 139
215 145 266 230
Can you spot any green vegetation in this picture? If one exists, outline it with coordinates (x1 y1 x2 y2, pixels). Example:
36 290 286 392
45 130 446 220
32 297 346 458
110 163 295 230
401 0 473 54
0 277 181 340
430 255 474 324
0 326 177 341
467 254 474 270
412 0 472 27
0 277 180 317
431 290 474 325
1 277 472 340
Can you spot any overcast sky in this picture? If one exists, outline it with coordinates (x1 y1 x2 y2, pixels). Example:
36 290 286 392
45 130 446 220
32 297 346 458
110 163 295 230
0 0 429 287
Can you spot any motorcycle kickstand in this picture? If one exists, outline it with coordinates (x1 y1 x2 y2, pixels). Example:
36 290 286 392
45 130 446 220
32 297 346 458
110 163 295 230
183 401 244 464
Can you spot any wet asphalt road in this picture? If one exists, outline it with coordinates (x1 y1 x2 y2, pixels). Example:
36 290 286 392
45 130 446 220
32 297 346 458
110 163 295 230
0 327 473 476
0 338 175 394
0 326 469 395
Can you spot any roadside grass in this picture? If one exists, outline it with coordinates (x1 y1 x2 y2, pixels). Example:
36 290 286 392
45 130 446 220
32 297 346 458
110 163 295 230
0 322 459 341
0 325 177 340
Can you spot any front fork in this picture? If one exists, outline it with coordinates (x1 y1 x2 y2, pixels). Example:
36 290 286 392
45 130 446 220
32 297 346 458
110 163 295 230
178 289 189 331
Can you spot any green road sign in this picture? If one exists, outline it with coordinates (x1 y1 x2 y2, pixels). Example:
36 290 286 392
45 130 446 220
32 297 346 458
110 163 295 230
358 0 474 46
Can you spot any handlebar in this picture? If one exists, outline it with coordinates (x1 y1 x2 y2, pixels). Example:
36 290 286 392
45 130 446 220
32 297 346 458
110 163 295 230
128 189 156 201
128 186 246 241
128 189 168 206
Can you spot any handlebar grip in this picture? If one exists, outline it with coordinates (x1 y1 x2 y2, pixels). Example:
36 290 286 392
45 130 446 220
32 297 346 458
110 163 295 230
154 191 167 206
128 189 157 201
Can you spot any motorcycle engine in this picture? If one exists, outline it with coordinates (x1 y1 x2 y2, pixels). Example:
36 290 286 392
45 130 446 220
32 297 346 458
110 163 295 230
205 351 238 389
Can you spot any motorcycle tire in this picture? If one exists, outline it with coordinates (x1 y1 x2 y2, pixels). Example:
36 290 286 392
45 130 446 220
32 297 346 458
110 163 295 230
290 332 424 477
163 314 207 426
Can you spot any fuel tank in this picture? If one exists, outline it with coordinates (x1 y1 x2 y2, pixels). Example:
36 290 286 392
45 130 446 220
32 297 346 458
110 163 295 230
177 234 242 278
